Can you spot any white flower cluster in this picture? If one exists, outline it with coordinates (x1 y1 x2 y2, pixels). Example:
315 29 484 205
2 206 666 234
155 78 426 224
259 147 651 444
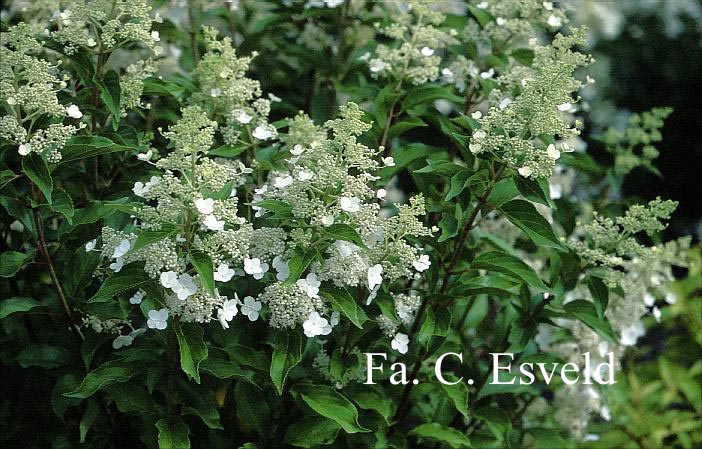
87 86 431 346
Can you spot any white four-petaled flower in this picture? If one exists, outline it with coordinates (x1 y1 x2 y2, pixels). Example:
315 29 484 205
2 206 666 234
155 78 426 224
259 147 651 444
381 156 395 167
66 104 82 118
203 214 225 231
18 143 32 156
297 273 321 298
160 271 198 300
546 144 560 160
303 311 332 337
340 196 361 213
413 254 431 272
214 263 236 282
272 256 290 281
147 308 169 330
391 333 409 354
241 296 262 321
237 111 253 124
367 264 383 291
112 239 131 259
518 166 533 178
195 197 215 215
129 290 145 305
217 298 239 329
252 125 272 140
243 258 269 280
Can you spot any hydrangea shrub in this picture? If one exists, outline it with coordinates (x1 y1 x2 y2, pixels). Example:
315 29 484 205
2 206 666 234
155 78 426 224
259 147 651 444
1 1 698 448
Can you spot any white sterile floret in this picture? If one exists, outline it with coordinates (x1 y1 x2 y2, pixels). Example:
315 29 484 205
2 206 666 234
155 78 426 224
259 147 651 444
252 125 272 140
10 220 24 232
203 215 225 231
652 306 662 322
87 37 97 47
469 143 482 154
473 129 486 139
133 176 160 197
334 240 359 257
85 239 97 251
241 296 262 321
297 273 321 298
244 257 269 280
340 196 361 213
391 332 409 354
268 93 282 102
217 298 239 329
377 188 387 199
557 102 572 112
210 88 221 97
303 311 332 337
471 111 482 119
151 30 160 42
129 290 145 305
214 263 236 282
480 68 494 79
382 156 395 167
518 166 533 177
298 170 314 181
272 256 290 281
137 150 153 161
330 311 340 327
109 257 124 272
147 308 169 330
620 321 645 346
18 143 32 156
237 111 253 124
413 254 431 272
420 46 434 56
112 239 131 259
290 144 305 156
195 197 215 215
543 1 554 10
321 215 335 226
367 264 383 291
160 271 198 300
274 175 293 188
547 15 562 28
66 104 83 118
546 144 561 160
369 59 386 73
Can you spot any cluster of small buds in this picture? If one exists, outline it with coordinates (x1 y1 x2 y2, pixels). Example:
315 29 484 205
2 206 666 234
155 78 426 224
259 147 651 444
475 0 569 42
50 0 157 55
312 347 367 388
368 0 458 85
467 30 590 179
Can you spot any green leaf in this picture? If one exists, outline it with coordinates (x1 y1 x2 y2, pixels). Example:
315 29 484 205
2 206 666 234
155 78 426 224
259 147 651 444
320 286 366 329
587 276 609 319
440 381 469 419
87 264 152 303
50 188 74 221
411 423 471 448
22 152 53 203
95 70 121 129
323 223 368 249
0 250 35 277
0 170 18 189
79 399 99 443
283 249 316 285
446 169 473 201
65 360 144 398
515 176 552 207
297 385 369 434
285 416 341 447
474 406 511 440
234 382 269 435
156 418 190 449
200 348 259 386
351 386 393 423
500 199 566 250
0 297 48 319
64 248 101 298
388 117 427 140
17 344 70 369
512 48 535 65
563 300 618 343
60 136 133 163
486 178 519 208
402 85 463 110
254 199 293 219
415 159 465 177
189 250 215 295
270 329 303 395
175 321 208 383
104 383 155 413
471 251 549 291
467 4 493 27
